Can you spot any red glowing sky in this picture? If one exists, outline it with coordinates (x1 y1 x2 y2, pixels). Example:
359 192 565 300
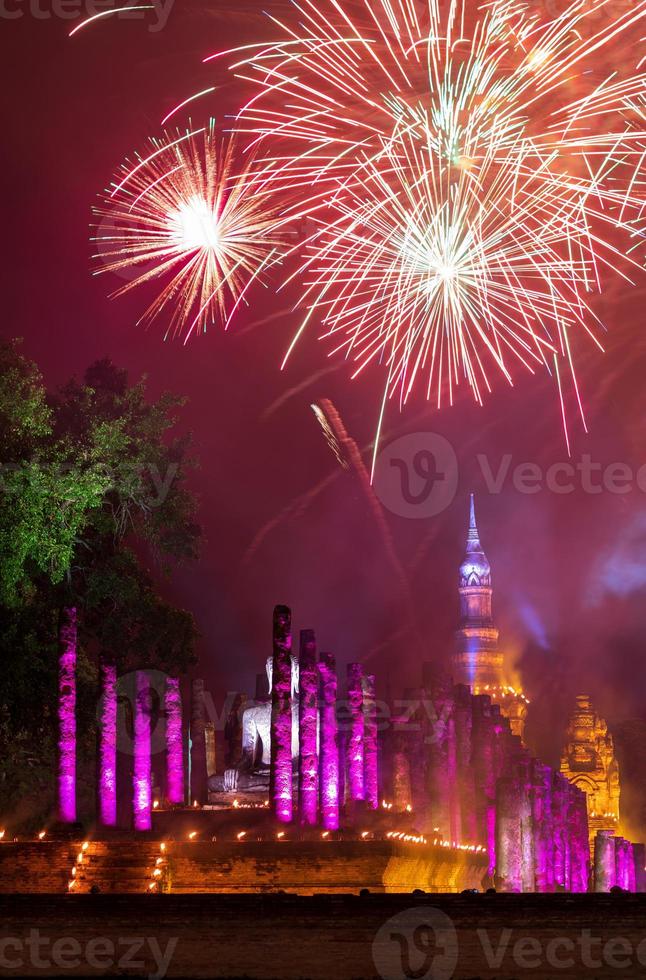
3 2 646 769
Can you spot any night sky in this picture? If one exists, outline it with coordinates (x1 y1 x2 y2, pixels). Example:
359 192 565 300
4 2 646 802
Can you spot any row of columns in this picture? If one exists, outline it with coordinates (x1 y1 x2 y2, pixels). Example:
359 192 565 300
594 831 644 891
384 668 599 892
269 605 378 828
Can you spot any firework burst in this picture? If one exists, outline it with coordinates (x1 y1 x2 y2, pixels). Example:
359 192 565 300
213 0 645 446
93 126 283 340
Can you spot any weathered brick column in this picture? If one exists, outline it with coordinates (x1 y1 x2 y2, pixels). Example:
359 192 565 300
495 774 523 891
551 773 568 889
531 762 554 892
425 673 454 840
633 843 646 892
318 652 339 830
57 606 77 824
472 696 497 878
455 686 477 843
298 629 319 826
519 762 535 893
570 788 591 892
391 733 412 811
133 670 152 831
98 660 118 827
363 673 378 810
165 675 184 805
190 678 208 804
346 663 365 805
270 605 293 824
594 830 617 891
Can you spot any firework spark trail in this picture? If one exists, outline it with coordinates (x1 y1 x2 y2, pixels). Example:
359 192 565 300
93 128 284 340
214 0 645 439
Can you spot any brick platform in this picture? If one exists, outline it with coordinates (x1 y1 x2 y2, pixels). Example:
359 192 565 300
1 893 646 978
0 839 488 895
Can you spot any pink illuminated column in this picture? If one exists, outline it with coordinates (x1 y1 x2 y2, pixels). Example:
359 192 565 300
318 652 339 830
98 659 118 827
594 831 617 891
270 605 293 823
346 663 365 804
363 673 378 810
57 606 77 824
298 629 319 826
133 670 152 831
165 676 184 804
190 678 208 804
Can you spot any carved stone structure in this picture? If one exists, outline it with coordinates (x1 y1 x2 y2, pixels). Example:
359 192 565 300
560 694 621 846
453 496 528 739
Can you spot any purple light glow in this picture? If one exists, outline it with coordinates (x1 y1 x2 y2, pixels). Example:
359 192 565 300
298 630 319 826
270 605 293 824
165 675 184 805
346 663 364 803
98 660 118 826
363 673 378 809
57 606 77 824
133 670 152 831
318 652 339 831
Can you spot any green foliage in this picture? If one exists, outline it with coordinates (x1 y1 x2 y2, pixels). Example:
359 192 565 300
0 344 202 826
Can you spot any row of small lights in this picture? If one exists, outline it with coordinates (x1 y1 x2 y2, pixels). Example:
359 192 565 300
591 812 619 819
146 842 167 893
475 684 530 705
67 840 90 891
0 830 48 842
176 829 486 851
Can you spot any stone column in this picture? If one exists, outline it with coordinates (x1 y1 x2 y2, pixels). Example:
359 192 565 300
572 790 591 893
346 663 365 805
165 676 184 805
299 629 319 826
57 606 77 824
495 775 523 891
633 843 646 893
318 652 339 830
594 831 617 891
363 673 378 810
626 840 636 893
455 686 477 843
133 670 152 831
519 762 535 893
190 679 208 804
270 605 293 823
98 660 118 827
391 734 412 811
532 762 553 892
472 697 497 878
615 837 628 890
426 677 454 840
551 774 568 889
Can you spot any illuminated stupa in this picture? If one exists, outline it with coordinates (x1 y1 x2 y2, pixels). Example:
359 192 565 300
560 694 621 848
453 494 528 739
